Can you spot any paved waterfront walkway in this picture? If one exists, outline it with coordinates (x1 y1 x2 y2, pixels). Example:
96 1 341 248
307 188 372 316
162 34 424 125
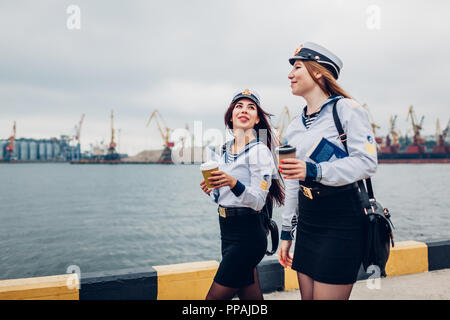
264 269 450 300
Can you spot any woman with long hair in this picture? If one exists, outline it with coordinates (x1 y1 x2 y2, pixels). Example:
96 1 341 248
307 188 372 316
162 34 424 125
278 42 377 300
200 89 284 300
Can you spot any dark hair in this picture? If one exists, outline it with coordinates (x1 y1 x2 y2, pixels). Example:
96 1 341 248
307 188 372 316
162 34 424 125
224 99 285 207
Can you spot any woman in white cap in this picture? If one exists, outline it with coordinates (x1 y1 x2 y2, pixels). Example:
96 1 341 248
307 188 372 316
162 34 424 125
278 42 377 299
199 89 284 300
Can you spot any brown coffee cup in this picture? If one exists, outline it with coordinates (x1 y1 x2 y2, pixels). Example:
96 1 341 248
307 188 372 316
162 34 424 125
200 161 219 188
276 145 297 178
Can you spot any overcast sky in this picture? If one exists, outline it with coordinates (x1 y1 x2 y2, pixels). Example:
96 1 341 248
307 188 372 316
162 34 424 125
1 0 449 155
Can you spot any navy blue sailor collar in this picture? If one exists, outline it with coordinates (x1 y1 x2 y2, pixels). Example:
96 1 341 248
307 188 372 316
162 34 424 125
223 138 261 163
301 95 343 126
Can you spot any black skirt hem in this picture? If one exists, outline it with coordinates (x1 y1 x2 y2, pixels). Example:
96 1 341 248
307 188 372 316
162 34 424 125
213 274 253 289
291 265 358 285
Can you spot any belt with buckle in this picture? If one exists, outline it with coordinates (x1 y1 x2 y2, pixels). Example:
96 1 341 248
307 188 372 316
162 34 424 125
299 182 358 199
218 206 260 218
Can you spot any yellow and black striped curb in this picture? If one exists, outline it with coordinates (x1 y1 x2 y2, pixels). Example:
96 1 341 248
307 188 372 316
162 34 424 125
0 239 448 300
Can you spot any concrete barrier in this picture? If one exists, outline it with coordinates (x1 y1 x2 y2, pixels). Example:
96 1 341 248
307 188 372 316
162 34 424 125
0 274 79 300
385 241 428 276
0 239 449 300
284 267 299 291
426 239 450 271
153 260 219 300
257 258 284 293
80 266 157 300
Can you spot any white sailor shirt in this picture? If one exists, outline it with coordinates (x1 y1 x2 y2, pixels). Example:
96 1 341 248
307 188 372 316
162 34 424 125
205 139 277 212
281 96 378 240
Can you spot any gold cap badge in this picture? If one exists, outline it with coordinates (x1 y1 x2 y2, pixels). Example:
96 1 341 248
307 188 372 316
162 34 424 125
242 88 252 95
294 44 303 55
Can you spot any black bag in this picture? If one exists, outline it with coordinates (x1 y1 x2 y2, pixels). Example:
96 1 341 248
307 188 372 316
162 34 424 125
221 143 279 256
262 196 279 256
332 100 395 277
359 182 395 276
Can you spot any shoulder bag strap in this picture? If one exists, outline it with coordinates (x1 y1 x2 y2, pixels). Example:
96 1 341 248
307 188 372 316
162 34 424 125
331 99 374 205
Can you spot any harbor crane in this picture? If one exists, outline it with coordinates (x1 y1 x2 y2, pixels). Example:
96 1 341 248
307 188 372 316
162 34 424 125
434 119 450 153
274 106 291 143
444 119 450 153
390 115 399 146
75 114 85 143
146 110 174 163
67 114 85 161
104 110 120 161
444 119 450 140
385 115 400 153
406 105 425 150
436 119 449 144
5 121 16 161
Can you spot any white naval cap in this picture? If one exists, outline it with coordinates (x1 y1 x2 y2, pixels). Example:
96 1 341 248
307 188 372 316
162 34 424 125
231 88 261 107
289 42 343 79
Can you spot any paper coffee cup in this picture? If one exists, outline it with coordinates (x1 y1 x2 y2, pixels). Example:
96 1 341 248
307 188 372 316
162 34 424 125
275 145 297 178
200 161 219 188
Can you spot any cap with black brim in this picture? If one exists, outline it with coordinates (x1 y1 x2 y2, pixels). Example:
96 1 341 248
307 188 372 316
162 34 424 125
289 42 343 80
231 88 261 107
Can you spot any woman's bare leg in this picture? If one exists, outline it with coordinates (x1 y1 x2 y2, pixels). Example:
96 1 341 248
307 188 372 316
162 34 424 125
297 272 314 300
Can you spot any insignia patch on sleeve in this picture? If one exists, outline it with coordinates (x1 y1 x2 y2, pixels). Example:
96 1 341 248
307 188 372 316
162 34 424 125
260 174 270 190
366 135 376 155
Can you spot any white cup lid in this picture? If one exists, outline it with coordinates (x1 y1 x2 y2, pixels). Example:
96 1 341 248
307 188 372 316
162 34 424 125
200 161 218 171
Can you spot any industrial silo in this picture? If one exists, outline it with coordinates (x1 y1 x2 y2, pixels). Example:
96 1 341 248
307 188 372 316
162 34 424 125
14 140 20 160
13 140 20 160
29 140 38 160
53 141 61 160
20 140 29 161
46 141 53 160
38 141 46 160
0 140 6 160
73 144 81 160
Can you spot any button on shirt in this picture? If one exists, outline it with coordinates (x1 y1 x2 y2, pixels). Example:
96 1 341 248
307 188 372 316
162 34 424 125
205 139 277 212
281 96 378 240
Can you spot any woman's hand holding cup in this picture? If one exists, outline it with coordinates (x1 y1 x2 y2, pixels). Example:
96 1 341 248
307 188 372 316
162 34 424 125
276 144 306 180
200 161 237 191
200 161 219 189
208 171 237 189
278 158 307 180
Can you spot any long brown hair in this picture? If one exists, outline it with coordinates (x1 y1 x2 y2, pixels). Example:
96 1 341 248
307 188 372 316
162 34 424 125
224 100 285 207
303 60 352 99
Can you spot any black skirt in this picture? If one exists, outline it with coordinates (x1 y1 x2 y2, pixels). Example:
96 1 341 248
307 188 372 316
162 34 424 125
214 212 267 288
292 187 367 285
